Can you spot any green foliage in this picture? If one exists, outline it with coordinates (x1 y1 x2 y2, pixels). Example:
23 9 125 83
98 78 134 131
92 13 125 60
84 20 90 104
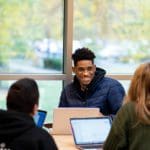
0 0 149 67
0 0 63 66
43 58 61 70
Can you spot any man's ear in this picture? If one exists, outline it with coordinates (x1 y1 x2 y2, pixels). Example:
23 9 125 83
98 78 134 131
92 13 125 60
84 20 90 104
32 104 38 116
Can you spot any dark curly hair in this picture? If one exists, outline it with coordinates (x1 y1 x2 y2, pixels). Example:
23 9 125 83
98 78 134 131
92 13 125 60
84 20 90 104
72 47 96 66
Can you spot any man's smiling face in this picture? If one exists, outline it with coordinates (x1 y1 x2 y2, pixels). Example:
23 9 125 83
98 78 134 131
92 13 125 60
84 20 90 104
73 60 96 88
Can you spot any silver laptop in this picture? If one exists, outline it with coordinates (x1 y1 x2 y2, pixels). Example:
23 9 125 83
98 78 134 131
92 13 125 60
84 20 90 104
70 117 112 150
51 108 102 135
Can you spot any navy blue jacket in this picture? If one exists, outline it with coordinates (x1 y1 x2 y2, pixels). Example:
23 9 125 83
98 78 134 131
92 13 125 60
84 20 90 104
59 68 125 115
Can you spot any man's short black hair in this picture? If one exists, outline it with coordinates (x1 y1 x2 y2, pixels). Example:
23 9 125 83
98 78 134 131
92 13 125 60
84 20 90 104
7 78 39 114
72 47 96 66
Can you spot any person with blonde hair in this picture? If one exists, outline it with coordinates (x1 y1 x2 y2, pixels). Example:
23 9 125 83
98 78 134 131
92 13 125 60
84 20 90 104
103 62 150 150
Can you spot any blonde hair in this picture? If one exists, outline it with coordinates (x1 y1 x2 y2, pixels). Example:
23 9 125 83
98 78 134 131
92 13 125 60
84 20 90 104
125 62 150 125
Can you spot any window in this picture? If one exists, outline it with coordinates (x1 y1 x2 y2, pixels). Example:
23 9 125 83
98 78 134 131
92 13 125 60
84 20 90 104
1 0 149 122
0 80 61 122
0 0 63 73
73 0 150 74
0 0 65 123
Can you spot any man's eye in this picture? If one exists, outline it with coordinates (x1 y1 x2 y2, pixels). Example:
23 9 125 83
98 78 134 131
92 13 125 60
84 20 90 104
78 68 84 72
87 67 93 71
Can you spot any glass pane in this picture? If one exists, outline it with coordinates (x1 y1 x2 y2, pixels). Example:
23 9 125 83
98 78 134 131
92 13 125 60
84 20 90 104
119 80 130 94
74 0 150 74
0 0 63 73
0 80 62 123
38 81 61 123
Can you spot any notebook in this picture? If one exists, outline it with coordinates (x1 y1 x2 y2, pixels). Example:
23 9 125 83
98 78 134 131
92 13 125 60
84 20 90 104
33 110 47 127
51 108 102 135
70 117 112 150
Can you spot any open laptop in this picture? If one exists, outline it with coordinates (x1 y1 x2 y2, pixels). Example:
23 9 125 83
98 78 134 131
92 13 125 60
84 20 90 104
51 108 102 135
33 110 47 127
70 117 112 150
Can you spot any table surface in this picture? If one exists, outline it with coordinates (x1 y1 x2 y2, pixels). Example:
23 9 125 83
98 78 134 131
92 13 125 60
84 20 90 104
53 135 77 150
52 135 103 150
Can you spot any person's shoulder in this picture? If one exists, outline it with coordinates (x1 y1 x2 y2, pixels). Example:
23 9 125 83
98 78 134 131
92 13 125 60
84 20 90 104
119 101 135 117
34 128 57 148
104 76 120 82
16 127 57 149
34 126 50 133
123 101 135 109
65 82 73 88
63 82 74 91
30 126 52 139
102 76 122 87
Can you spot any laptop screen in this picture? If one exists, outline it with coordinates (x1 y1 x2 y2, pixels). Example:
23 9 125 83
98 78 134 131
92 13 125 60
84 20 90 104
70 117 112 146
33 110 47 127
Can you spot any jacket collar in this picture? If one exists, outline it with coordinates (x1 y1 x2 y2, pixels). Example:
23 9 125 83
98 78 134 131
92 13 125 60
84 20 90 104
73 67 106 97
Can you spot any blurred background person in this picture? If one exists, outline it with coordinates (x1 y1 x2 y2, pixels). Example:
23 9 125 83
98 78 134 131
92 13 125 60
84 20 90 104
0 78 58 150
103 62 150 150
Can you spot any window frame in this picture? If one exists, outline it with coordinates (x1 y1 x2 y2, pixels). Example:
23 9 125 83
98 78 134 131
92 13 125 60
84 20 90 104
0 0 132 89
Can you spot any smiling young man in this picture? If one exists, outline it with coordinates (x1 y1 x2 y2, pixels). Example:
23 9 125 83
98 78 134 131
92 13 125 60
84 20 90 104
59 47 125 116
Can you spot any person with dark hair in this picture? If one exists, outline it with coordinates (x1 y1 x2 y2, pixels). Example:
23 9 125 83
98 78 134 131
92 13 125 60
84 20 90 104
103 62 150 150
0 78 58 150
59 47 125 116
